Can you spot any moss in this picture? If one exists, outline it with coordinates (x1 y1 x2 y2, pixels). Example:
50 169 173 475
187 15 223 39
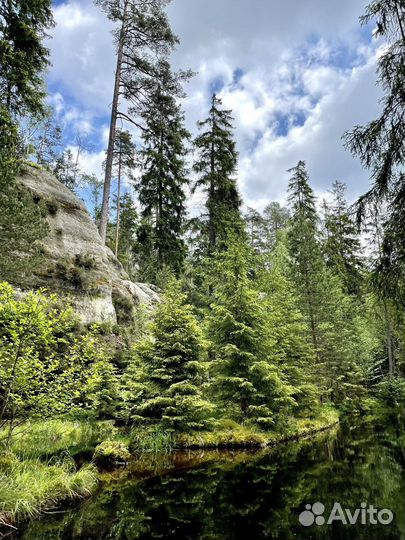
93 440 131 466
175 421 268 449
46 200 58 216
55 262 89 291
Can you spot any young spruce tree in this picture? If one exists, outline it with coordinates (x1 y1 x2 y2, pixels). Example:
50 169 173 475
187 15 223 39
206 234 295 428
122 279 213 431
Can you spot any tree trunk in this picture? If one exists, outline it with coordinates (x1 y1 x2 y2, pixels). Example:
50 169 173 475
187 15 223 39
99 3 128 242
114 154 122 257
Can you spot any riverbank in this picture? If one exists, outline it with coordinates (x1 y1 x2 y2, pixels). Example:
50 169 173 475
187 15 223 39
0 408 339 533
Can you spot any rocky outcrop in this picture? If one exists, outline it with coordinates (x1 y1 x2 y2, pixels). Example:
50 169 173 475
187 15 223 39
13 164 159 325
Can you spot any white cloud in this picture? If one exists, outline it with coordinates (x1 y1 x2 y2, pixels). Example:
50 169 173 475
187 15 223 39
47 0 382 210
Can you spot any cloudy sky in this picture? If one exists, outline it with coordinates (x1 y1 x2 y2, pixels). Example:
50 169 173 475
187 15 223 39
48 0 383 211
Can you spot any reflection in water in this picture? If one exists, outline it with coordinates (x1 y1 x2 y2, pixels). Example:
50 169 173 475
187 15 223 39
14 420 405 540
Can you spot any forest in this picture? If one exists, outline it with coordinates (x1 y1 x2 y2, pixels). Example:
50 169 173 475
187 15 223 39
0 0 404 537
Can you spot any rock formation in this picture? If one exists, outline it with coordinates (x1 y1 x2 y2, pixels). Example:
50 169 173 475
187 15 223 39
12 164 159 324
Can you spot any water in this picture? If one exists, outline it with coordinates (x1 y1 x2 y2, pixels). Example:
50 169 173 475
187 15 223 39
13 419 405 540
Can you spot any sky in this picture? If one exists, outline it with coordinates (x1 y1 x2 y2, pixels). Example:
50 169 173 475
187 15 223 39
47 0 383 212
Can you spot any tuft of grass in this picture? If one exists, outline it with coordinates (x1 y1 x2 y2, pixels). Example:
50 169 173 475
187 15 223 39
129 426 174 454
0 455 97 527
0 419 118 459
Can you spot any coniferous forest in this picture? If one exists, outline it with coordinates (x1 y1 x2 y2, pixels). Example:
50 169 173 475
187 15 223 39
0 1 405 538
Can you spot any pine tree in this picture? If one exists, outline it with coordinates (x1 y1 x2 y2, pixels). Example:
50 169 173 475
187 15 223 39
121 279 213 431
323 181 363 296
193 94 243 254
95 0 179 243
136 60 190 282
111 130 136 257
206 235 295 428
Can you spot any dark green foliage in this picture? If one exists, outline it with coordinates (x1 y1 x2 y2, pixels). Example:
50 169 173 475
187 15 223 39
112 290 134 325
0 115 48 282
287 161 324 360
258 237 319 415
96 0 180 242
0 0 54 117
122 279 213 431
136 60 190 282
111 193 138 276
193 94 243 255
344 0 405 303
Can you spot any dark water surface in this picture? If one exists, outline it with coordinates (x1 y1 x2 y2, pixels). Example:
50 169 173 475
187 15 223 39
14 420 405 540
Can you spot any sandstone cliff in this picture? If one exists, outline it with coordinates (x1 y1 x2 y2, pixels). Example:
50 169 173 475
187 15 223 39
12 164 159 324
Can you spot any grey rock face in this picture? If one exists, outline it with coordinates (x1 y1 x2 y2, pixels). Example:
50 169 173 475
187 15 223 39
13 165 159 324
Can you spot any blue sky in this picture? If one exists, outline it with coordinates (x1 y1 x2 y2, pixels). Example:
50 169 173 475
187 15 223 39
47 0 382 212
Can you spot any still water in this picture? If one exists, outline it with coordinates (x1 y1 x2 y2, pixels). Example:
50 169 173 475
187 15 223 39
14 420 405 540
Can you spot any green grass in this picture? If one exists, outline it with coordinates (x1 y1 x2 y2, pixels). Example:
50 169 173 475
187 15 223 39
0 454 97 528
1 419 118 459
129 426 174 454
174 407 339 449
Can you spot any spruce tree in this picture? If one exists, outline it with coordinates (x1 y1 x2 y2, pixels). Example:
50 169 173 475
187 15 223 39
0 0 54 117
258 236 319 415
262 202 290 252
136 60 190 282
121 279 213 431
287 161 324 363
206 235 295 428
193 94 243 254
323 181 363 296
344 0 405 303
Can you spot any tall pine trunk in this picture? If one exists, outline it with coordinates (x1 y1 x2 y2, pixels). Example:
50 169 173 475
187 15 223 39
99 2 128 242
114 153 122 257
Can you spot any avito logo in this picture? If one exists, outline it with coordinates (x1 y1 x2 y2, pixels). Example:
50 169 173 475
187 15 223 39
299 502 394 527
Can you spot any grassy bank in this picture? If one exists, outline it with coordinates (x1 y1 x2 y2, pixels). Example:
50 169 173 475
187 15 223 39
0 419 119 532
2 419 119 459
0 454 97 530
133 406 339 450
